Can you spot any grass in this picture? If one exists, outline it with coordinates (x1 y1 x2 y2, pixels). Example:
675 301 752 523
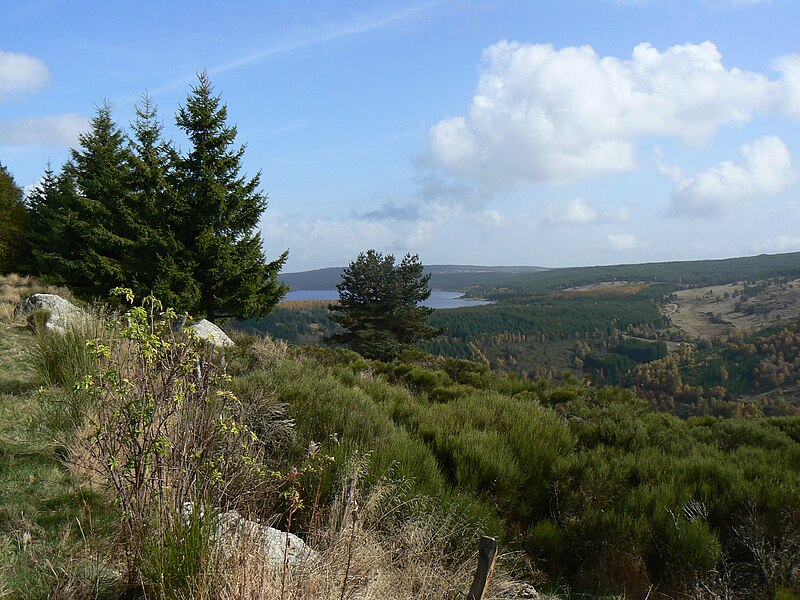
0 312 120 598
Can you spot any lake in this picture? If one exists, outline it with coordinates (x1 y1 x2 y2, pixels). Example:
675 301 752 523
283 290 493 309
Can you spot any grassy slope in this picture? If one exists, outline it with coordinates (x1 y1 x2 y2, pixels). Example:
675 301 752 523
0 321 118 598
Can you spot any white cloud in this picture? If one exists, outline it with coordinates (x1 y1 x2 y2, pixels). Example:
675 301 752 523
545 197 631 226
773 54 800 119
668 135 794 217
547 197 600 225
430 40 784 189
608 233 639 250
0 114 88 147
151 3 439 96
272 200 464 271
0 50 49 96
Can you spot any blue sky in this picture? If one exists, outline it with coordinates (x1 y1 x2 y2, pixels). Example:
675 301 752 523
2 0 800 271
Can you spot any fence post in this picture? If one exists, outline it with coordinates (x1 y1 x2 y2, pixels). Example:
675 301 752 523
467 536 498 600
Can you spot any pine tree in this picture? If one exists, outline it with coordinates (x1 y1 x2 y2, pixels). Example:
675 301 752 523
174 73 287 320
328 250 444 360
0 163 27 274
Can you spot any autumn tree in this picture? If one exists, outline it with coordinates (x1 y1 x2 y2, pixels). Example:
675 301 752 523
328 250 443 360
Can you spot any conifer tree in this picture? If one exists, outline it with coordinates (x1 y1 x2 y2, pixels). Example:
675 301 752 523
127 95 200 311
174 73 287 319
328 250 443 360
24 164 81 280
60 103 135 295
0 164 27 274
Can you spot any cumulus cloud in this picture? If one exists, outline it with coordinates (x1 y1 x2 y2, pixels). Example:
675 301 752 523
608 233 639 250
0 50 50 96
667 135 794 217
773 54 800 119
429 40 792 189
0 114 88 147
0 50 86 148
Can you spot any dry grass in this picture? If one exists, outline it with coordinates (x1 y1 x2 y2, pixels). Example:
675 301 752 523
194 482 484 600
671 278 800 339
0 273 76 325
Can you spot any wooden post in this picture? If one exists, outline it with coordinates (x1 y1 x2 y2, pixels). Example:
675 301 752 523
467 536 498 600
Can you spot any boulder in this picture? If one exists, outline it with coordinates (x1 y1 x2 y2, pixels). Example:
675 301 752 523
187 319 234 347
495 582 540 599
14 293 86 334
216 510 317 572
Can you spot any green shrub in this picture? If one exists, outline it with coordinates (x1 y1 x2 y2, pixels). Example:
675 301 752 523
525 519 566 567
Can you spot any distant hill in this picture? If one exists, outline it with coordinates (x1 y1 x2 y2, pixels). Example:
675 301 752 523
466 251 800 298
281 252 800 297
279 264 549 292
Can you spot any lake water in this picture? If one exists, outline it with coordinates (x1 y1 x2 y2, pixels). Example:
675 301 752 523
283 290 492 309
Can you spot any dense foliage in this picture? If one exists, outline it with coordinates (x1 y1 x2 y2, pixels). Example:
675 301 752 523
628 322 800 417
0 164 26 274
19 75 287 319
279 346 800 597
328 250 443 360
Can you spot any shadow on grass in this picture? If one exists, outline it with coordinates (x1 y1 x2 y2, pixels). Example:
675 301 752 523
0 377 37 395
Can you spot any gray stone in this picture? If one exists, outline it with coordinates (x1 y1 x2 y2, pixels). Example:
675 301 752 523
187 319 234 347
495 582 540 599
215 510 317 571
14 293 86 334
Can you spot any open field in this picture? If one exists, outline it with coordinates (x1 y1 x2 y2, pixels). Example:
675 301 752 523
670 278 800 339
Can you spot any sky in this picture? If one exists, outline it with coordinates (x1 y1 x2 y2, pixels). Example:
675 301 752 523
2 0 800 272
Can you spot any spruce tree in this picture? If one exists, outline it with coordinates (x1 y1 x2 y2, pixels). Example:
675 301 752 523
0 164 27 274
127 95 200 311
61 103 135 296
328 250 443 360
24 164 75 279
174 73 287 320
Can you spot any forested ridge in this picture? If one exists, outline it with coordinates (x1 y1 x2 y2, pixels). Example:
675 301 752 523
464 252 800 299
